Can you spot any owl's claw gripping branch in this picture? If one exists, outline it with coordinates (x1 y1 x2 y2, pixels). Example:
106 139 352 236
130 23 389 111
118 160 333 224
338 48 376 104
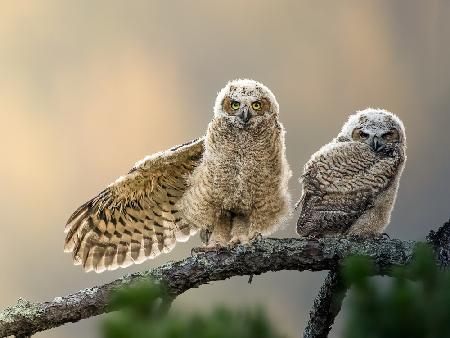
250 232 263 242
2 221 450 338
378 233 391 240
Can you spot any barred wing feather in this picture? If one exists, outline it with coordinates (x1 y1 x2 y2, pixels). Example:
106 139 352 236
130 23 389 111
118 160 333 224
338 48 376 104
64 138 204 272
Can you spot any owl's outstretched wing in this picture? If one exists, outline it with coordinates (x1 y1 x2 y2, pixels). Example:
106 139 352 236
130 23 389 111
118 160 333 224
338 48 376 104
296 142 402 236
64 138 204 272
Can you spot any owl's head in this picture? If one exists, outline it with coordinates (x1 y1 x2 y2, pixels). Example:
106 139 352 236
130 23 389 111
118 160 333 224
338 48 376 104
214 79 279 127
338 108 406 152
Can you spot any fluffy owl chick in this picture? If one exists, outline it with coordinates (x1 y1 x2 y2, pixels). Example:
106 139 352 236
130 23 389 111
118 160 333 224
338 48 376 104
178 79 291 248
296 108 406 237
64 79 291 272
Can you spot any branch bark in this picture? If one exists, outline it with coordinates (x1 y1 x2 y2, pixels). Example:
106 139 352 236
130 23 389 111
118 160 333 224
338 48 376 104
303 269 349 338
1 222 448 338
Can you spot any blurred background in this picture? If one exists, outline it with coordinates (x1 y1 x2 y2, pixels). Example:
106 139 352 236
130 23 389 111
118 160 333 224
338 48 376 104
1 1 450 337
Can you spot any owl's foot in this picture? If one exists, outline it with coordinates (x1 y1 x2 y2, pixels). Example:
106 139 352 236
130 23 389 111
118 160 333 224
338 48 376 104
228 235 248 247
249 232 263 242
376 233 391 240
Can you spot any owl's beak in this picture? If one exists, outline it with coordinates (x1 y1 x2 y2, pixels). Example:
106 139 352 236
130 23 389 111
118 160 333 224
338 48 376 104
371 136 385 152
238 106 252 123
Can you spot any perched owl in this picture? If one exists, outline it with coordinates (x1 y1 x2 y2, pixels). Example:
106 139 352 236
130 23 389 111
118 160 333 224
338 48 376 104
65 79 291 272
296 108 406 237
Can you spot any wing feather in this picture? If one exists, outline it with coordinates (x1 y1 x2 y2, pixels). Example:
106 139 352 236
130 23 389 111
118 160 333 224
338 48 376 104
297 142 402 236
65 138 204 272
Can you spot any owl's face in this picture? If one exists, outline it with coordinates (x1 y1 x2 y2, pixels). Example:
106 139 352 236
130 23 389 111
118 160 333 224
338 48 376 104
339 108 406 152
214 79 279 128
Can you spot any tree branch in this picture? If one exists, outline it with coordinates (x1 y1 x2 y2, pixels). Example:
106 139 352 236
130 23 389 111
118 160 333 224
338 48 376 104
1 223 449 338
303 269 349 338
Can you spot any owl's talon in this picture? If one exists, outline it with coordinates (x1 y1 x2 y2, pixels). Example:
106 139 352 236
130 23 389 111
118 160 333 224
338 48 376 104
377 233 391 240
227 241 243 250
228 240 241 248
250 232 263 242
228 235 246 247
191 247 201 255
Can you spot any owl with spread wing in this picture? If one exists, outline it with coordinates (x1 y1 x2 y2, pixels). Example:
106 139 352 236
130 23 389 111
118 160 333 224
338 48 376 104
296 108 406 237
65 79 291 272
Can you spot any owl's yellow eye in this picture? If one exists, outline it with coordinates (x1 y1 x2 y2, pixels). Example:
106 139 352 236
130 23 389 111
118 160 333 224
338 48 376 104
252 101 262 110
231 101 240 110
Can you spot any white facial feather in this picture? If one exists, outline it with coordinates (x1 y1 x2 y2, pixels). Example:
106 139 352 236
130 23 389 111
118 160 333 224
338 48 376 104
338 108 406 143
213 78 279 117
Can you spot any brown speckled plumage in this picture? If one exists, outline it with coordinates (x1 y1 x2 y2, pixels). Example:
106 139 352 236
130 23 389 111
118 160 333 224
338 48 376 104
297 108 406 237
179 79 291 246
64 139 204 272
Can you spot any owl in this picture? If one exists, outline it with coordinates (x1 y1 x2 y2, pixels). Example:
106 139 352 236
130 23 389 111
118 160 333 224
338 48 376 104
296 108 406 237
65 79 291 272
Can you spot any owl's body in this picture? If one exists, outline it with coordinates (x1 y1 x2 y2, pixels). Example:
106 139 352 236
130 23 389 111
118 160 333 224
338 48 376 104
180 109 290 245
297 109 406 237
64 79 291 272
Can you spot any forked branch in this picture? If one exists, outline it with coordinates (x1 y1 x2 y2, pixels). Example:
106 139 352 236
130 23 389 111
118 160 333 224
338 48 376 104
303 220 450 338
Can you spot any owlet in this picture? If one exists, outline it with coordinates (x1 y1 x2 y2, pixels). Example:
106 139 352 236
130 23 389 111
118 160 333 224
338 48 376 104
296 108 406 237
65 79 291 272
